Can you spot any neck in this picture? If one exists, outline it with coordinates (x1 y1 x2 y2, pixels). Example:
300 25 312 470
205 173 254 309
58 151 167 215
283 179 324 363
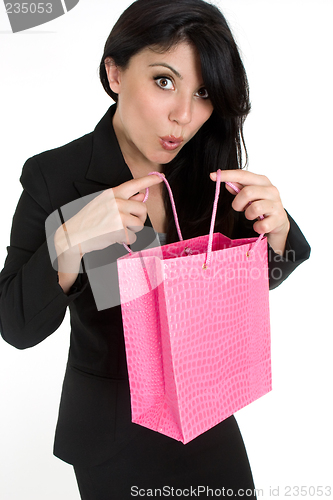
112 110 163 177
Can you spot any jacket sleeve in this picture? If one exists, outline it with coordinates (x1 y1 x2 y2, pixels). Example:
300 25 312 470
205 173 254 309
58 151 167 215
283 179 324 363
267 212 311 289
0 157 88 349
232 210 311 290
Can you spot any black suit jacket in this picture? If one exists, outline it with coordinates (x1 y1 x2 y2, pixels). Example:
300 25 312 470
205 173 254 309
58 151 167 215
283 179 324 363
0 105 311 467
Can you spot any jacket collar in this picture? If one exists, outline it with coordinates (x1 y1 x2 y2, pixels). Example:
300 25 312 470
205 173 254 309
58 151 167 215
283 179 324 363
73 104 153 230
86 104 132 187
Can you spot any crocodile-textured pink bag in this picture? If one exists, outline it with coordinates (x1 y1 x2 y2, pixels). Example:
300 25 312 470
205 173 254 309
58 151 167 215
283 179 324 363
117 169 271 444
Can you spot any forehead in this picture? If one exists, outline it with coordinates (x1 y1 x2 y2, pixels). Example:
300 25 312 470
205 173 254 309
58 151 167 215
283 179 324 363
127 42 201 73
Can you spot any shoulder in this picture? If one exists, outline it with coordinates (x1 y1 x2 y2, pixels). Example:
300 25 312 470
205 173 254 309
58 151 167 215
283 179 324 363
19 132 94 212
18 105 118 213
21 132 94 185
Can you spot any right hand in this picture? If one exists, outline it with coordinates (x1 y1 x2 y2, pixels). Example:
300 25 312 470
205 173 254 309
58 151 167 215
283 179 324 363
56 174 164 256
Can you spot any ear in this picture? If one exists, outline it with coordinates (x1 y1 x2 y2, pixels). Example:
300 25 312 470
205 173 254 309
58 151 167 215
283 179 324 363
104 57 122 94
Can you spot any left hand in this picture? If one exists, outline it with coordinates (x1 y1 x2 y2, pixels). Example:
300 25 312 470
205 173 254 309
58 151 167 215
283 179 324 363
210 169 290 255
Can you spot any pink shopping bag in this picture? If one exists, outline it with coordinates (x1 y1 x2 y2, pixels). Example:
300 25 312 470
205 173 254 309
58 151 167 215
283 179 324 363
117 169 271 444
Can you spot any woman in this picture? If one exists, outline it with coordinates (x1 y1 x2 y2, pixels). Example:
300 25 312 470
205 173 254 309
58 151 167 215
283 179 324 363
0 0 310 498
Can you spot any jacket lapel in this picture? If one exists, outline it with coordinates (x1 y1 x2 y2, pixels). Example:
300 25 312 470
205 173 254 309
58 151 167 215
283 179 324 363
73 104 152 229
85 104 132 186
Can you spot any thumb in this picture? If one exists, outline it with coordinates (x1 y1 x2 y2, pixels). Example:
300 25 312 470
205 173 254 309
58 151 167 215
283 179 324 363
129 192 146 201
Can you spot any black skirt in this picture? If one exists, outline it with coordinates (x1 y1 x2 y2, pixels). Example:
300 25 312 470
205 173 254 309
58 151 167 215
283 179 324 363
74 415 256 499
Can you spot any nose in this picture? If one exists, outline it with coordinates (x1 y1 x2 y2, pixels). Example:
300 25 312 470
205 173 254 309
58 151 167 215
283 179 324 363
169 94 193 125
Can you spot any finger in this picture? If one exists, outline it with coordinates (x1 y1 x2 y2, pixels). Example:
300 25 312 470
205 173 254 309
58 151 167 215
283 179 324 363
232 185 279 212
129 192 145 202
225 182 243 195
122 212 147 235
244 199 272 221
210 170 271 187
114 173 165 200
118 198 148 224
252 215 281 236
246 200 287 227
125 214 145 233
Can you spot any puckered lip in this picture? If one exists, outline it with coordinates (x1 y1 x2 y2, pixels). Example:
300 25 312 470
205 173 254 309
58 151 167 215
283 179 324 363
160 135 184 143
159 135 184 151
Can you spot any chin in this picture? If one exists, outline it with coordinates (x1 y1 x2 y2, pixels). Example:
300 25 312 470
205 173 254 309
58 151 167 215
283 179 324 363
150 150 180 165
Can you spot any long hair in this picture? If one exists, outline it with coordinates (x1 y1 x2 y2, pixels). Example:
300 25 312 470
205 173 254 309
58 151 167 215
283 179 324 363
99 0 251 242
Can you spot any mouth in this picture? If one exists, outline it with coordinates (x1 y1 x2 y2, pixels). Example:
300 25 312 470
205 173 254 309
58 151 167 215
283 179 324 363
159 135 184 151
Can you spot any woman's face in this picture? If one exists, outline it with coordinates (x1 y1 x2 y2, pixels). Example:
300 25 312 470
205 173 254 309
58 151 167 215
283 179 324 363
105 42 214 169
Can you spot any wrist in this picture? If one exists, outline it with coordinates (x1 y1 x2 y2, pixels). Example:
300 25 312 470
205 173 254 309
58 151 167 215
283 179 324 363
267 217 290 255
54 225 70 256
54 224 84 272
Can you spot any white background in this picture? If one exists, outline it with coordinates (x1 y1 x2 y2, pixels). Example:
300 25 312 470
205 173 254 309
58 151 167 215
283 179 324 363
0 1 332 499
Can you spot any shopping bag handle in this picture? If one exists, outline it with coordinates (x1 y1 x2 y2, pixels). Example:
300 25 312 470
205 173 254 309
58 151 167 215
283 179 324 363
123 170 264 267
121 171 183 255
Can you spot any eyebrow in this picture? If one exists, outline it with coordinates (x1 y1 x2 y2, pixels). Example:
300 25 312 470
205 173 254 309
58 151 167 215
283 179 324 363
148 63 182 79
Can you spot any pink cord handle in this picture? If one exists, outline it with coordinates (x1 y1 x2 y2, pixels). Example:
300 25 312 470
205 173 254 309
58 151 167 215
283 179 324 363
144 172 183 241
122 171 264 266
122 172 182 254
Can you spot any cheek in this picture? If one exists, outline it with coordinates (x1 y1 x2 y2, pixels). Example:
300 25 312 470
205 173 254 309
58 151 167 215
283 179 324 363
124 87 160 127
202 104 214 124
192 105 213 134
138 93 164 121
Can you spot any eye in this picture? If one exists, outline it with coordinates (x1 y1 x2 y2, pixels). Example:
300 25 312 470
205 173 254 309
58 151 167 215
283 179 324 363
195 87 209 99
154 77 174 90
